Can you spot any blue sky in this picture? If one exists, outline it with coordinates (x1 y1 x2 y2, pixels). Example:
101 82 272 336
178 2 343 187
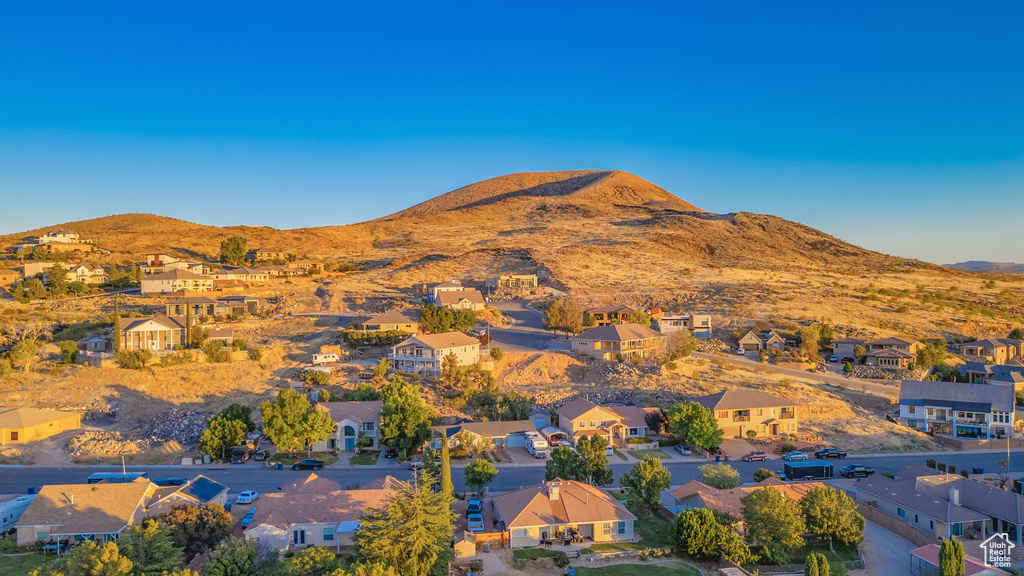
1 2 1021 264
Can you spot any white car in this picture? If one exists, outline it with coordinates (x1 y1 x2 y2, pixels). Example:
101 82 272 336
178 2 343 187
235 490 260 504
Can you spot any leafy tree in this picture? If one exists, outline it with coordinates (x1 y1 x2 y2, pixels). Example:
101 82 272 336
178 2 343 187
666 330 698 360
420 304 477 334
342 383 381 401
754 468 779 482
543 297 584 336
128 263 143 283
201 536 277 576
58 339 79 364
666 402 723 450
544 446 591 483
490 347 503 360
938 538 965 576
800 485 865 551
301 369 331 386
118 349 153 370
1009 328 1024 341
161 503 233 559
219 236 248 265
108 265 129 286
24 278 46 300
698 463 741 489
798 325 821 360
372 357 391 379
853 345 867 363
31 541 133 576
620 456 671 510
260 389 337 456
644 410 667 434
48 263 69 296
439 352 465 389
575 434 613 486
286 546 340 576
464 458 498 494
119 518 184 576
669 508 750 562
11 338 40 373
355 472 455 576
440 432 454 501
623 309 652 327
917 341 948 369
379 376 433 459
804 552 830 576
200 415 248 461
217 404 256 432
741 486 805 552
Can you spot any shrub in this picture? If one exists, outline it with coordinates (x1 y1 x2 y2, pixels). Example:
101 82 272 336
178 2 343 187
250 347 263 361
215 314 226 323
926 458 936 469
948 465 956 475
57 340 79 364
231 339 247 350
626 437 646 445
746 430 758 439
490 347 503 361
450 446 471 459
300 369 330 386
118 349 153 370
780 441 797 454
754 468 778 482
937 462 947 473
960 469 969 478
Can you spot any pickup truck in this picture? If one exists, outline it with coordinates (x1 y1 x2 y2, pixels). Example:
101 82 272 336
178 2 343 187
840 464 876 478
292 459 326 471
815 448 847 459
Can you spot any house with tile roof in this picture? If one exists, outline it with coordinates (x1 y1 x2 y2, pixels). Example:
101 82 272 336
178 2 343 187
437 289 486 311
313 401 381 451
854 473 991 542
669 478 827 529
570 323 666 362
146 475 229 516
280 473 342 494
140 269 213 296
961 339 1023 365
15 480 157 546
692 389 797 439
492 480 636 548
910 543 1009 576
360 309 422 333
737 321 786 352
554 398 660 448
898 380 1014 439
117 316 189 351
865 347 916 368
431 420 539 450
388 332 481 377
426 280 464 300
867 336 924 355
0 407 81 445
832 337 867 358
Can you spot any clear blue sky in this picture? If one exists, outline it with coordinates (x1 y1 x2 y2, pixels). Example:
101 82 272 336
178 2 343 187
1 2 1021 264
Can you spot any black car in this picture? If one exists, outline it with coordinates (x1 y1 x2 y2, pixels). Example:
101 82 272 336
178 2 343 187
384 448 397 459
815 448 847 459
840 464 875 478
292 459 326 471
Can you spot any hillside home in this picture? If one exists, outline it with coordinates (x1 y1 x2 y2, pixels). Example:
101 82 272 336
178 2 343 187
832 337 867 358
210 267 270 282
437 289 486 311
246 248 287 261
0 407 81 446
961 339 1022 365
67 263 107 285
570 323 666 362
431 420 538 450
866 336 924 355
670 478 825 525
864 347 916 368
360 309 421 333
554 397 659 447
388 332 481 377
117 316 188 351
899 380 1014 439
492 480 636 548
141 269 213 295
0 269 20 287
655 313 712 338
737 321 786 351
424 280 464 301
38 230 81 244
584 305 640 326
485 274 538 289
313 401 381 451
960 363 1024 385
35 241 93 254
83 336 110 352
287 259 320 272
16 480 157 546
146 475 229 517
23 262 55 278
692 389 798 439
141 254 182 274
165 296 259 317
165 260 211 275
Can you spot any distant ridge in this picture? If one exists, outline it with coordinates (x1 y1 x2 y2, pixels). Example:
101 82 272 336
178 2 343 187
944 261 1024 274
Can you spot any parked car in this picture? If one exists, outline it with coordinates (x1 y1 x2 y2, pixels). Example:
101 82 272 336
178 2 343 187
235 490 260 504
384 448 397 459
742 451 768 462
782 451 808 461
605 446 614 456
253 450 269 462
292 459 325 471
840 464 876 478
467 513 485 533
828 354 839 362
815 448 847 459
466 498 483 514
409 461 425 470
241 506 257 528
674 445 691 455
841 356 855 364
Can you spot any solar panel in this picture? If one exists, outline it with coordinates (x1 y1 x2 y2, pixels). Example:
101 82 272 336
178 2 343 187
184 477 226 503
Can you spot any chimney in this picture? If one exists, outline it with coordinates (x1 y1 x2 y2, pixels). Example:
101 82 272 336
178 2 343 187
950 487 960 506
548 484 559 501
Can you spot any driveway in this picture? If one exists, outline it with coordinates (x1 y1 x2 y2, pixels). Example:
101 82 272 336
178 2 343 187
488 300 555 353
852 520 915 576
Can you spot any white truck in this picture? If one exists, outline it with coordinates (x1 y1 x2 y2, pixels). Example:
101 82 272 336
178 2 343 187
0 494 35 532
525 431 549 458
311 353 340 365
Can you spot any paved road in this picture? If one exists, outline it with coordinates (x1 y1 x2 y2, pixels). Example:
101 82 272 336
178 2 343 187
4 450 1021 496
488 301 555 353
693 351 899 397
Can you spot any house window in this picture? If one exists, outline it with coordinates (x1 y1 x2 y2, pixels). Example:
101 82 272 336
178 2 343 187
754 409 763 416
617 522 626 535
914 514 919 524
590 421 596 428
363 422 376 432
908 405 916 414
629 428 639 436
907 420 917 429
897 508 906 519
602 523 611 536
323 527 334 541
578 421 585 429
718 411 728 419
9 432 17 441
952 523 963 537
930 520 934 530
36 531 47 540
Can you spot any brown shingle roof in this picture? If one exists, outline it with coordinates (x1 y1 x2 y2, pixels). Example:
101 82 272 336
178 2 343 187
144 269 208 281
317 401 382 424
246 489 389 530
402 332 480 350
0 407 78 429
437 290 485 306
865 348 914 359
492 480 635 529
867 337 917 347
572 323 663 343
281 473 342 493
691 389 792 411
17 482 155 536
555 398 600 422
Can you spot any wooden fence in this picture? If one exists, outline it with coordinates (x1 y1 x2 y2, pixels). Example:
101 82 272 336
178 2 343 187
473 531 509 550
857 502 940 548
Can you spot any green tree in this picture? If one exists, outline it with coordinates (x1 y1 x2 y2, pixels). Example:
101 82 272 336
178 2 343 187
379 376 433 459
342 383 382 401
800 485 865 552
754 468 779 483
118 349 153 370
23 278 47 300
440 432 454 501
372 357 392 379
260 389 337 456
666 330 698 360
119 518 184 576
497 391 533 421
301 369 331 386
219 236 248 265
842 361 853 374
798 325 821 360
31 541 134 576
58 340 79 364
666 402 723 450
620 456 671 510
938 538 965 576
804 553 820 576
355 472 455 576
544 446 591 483
201 536 276 576
128 263 143 284
853 345 867 363
11 338 40 373
200 415 248 461
490 347 503 360
113 295 121 350
464 458 498 494
698 463 742 489
1009 328 1024 341
669 508 750 562
216 404 256 432
741 486 805 551
108 265 128 286
286 546 340 576
48 263 69 296
543 297 584 336
161 503 233 559
623 309 652 327
575 434 613 486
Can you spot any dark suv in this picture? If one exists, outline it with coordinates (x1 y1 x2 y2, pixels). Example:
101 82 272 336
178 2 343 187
815 448 847 459
292 459 326 471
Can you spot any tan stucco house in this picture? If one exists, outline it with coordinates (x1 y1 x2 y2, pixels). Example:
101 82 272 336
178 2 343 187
16 481 156 546
313 401 381 451
692 389 798 438
388 332 481 377
571 323 665 362
554 398 659 447
361 309 422 333
437 289 486 311
738 321 785 351
961 339 1022 365
0 407 81 445
140 269 213 295
117 316 188 351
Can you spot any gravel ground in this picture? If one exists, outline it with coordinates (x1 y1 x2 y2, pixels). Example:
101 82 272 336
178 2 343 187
851 520 914 576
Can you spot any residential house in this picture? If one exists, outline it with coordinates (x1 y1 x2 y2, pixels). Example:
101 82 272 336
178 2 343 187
692 389 798 438
854 472 989 541
898 380 1014 439
243 481 397 551
0 407 81 446
388 332 481 377
960 363 1024 385
146 475 229 517
35 241 93 254
287 259 320 272
655 314 712 338
23 262 56 278
432 420 538 450
737 321 786 351
584 305 640 327
437 289 486 311
140 270 213 296
165 260 211 275
16 480 157 546
554 397 658 448
961 339 1023 365
428 280 465 301
117 316 188 351
485 274 538 289
281 473 342 494
832 337 867 358
360 309 421 333
165 296 259 317
67 263 107 285
867 337 924 355
38 230 80 244
670 478 825 526
141 254 180 275
864 347 916 368
210 267 270 282
83 336 110 352
0 269 20 287
909 544 1009 576
314 401 382 451
492 480 636 548
246 248 288 262
570 323 666 362
207 328 234 345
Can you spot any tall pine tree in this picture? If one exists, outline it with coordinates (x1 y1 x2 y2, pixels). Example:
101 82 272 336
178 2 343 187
440 432 454 501
939 538 965 576
113 295 121 350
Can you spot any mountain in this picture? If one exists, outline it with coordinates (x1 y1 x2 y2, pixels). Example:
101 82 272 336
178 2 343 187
0 170 939 291
945 261 1024 274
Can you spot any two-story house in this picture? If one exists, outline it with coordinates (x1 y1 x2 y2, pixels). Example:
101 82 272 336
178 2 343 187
426 280 464 301
141 253 180 274
554 397 659 448
165 296 259 318
960 363 1024 385
737 321 786 351
67 263 108 285
246 248 287 262
898 380 1014 439
117 316 188 351
140 269 213 296
38 230 80 245
692 389 798 439
961 338 1022 365
584 305 640 327
437 289 486 311
314 401 382 451
388 332 481 377
655 314 712 338
485 274 538 289
863 336 923 368
360 309 421 333
210 267 270 282
832 337 866 358
570 323 666 362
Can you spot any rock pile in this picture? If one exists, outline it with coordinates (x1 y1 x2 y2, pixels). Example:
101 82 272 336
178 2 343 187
697 339 729 353
132 409 209 445
68 431 150 457
850 365 927 381
598 363 661 378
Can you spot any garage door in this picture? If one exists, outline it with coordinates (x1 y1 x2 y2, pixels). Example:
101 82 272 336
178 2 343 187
506 433 526 447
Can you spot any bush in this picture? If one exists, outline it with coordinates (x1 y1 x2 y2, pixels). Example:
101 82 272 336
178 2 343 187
300 369 331 386
626 437 646 445
746 430 758 439
341 330 410 348
490 347 503 361
937 462 947 472
57 340 79 364
118 349 153 370
882 471 895 479
203 340 230 363
232 339 247 350
753 468 778 482
553 551 570 568
948 465 956 475
780 441 797 454
961 469 969 478
215 314 226 323
250 347 263 361
926 458 936 469
450 446 471 459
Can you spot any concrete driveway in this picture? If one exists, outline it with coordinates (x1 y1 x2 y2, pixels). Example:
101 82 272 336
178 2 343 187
852 520 914 576
488 300 555 352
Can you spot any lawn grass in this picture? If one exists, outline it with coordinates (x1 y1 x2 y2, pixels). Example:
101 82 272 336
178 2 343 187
610 491 628 501
583 502 672 553
0 553 59 576
349 451 380 465
629 449 669 460
612 449 628 461
577 561 702 575
512 548 563 560
268 451 340 466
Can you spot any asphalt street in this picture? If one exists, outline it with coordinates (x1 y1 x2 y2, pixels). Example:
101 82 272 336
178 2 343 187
487 300 556 353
